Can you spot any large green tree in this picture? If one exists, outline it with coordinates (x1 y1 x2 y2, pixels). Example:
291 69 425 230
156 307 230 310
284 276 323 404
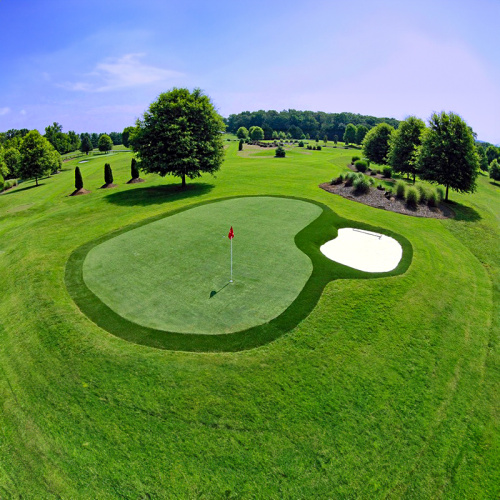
343 123 357 145
1 147 21 177
249 126 264 141
476 146 489 172
418 112 479 201
362 123 395 164
19 130 60 186
355 124 369 145
236 127 249 139
485 145 499 164
131 88 225 188
98 134 113 153
489 159 500 181
80 134 93 155
387 116 426 183
122 126 136 148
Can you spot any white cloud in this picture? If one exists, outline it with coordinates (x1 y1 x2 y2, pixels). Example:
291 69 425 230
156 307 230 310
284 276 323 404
59 53 184 92
0 107 11 116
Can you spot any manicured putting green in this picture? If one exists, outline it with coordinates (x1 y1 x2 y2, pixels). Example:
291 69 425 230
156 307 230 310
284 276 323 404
83 197 322 334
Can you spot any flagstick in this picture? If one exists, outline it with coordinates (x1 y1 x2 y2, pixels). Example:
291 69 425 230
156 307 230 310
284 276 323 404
230 237 233 283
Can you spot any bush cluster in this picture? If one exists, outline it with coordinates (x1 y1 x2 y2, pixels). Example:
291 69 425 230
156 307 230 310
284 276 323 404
298 141 304 147
355 160 368 172
382 166 392 178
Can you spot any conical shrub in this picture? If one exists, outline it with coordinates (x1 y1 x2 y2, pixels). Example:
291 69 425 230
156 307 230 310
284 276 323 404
131 158 139 179
75 167 83 190
104 163 113 185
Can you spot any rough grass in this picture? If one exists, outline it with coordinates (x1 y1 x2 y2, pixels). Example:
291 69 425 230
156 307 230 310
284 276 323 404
0 143 497 498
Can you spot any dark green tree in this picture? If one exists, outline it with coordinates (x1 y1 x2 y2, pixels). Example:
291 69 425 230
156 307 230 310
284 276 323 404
486 145 499 164
98 134 113 153
262 124 273 140
130 88 225 188
418 112 479 201
236 127 249 139
333 135 338 145
387 116 426 183
80 134 93 155
238 139 243 151
362 123 395 165
343 123 357 145
275 146 286 158
476 146 489 172
19 130 60 186
355 125 369 145
75 166 83 190
489 159 500 181
122 126 136 148
323 135 328 146
104 163 113 185
90 133 99 148
131 158 139 179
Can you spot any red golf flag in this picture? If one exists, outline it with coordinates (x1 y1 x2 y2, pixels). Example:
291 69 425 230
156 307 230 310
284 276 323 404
228 226 234 239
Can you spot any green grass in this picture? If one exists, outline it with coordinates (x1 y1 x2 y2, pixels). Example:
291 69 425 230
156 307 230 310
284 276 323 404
0 144 498 498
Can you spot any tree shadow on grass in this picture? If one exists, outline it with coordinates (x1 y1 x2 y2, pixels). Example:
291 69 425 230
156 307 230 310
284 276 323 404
104 182 214 207
1 183 44 196
490 181 500 188
446 200 482 222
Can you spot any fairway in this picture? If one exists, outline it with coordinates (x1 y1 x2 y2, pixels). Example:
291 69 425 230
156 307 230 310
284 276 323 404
83 197 322 334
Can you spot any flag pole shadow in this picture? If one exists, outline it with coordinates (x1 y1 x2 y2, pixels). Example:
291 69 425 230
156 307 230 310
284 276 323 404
209 282 230 299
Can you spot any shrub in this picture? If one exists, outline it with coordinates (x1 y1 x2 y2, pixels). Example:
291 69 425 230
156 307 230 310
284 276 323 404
370 169 377 176
75 167 83 190
345 172 356 186
298 141 304 147
436 186 445 201
351 155 360 164
385 187 393 196
406 187 418 209
355 160 368 172
353 176 370 194
317 145 322 151
0 174 3 191
369 177 375 185
396 180 406 199
427 190 437 207
490 159 500 181
416 184 428 204
331 174 344 185
307 145 312 150
238 139 243 151
275 146 286 158
382 166 392 178
104 163 113 185
377 183 385 190
131 158 139 179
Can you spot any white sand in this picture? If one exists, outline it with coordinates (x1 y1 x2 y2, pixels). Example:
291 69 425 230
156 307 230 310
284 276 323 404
320 228 403 272
78 160 89 163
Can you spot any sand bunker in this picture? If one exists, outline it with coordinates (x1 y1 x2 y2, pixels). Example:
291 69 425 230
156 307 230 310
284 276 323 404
321 228 402 272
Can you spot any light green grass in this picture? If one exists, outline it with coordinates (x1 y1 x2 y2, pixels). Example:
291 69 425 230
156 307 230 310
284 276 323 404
83 197 321 334
0 142 497 498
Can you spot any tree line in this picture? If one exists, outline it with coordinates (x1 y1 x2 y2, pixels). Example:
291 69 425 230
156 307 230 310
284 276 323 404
226 109 400 141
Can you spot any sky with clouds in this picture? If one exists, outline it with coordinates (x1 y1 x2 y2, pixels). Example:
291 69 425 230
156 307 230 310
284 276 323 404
0 0 499 143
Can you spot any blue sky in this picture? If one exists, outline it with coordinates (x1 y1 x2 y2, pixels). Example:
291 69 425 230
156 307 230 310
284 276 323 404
1 0 499 143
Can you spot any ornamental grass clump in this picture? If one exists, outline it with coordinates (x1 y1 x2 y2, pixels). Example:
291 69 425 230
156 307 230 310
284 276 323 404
396 180 406 199
417 184 428 204
436 186 445 201
427 190 437 207
353 176 370 194
331 174 344 185
344 172 356 187
406 186 418 209
355 160 368 172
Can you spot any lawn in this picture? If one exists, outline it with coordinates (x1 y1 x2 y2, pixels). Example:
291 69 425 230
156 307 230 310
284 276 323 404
0 141 497 498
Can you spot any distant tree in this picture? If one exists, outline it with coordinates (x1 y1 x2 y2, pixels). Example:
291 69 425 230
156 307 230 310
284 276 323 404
279 131 286 140
130 87 225 188
104 163 113 185
476 146 489 172
236 127 249 139
98 134 113 153
75 166 83 190
355 125 369 145
418 112 479 201
387 116 426 183
67 131 81 152
262 124 273 140
249 126 264 141
19 130 60 186
109 132 122 145
490 159 500 181
362 123 395 165
272 130 279 140
333 135 338 145
323 135 328 146
486 145 499 164
238 139 243 151
288 125 303 139
343 123 357 145
90 133 99 148
122 126 136 148
2 147 21 177
80 134 93 155
131 158 139 179
315 135 319 143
